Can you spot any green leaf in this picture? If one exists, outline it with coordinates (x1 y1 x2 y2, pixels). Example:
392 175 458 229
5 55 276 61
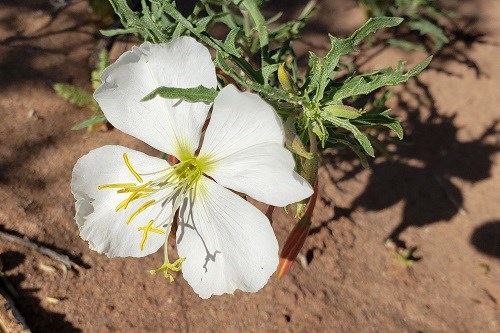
100 28 138 37
306 17 403 101
53 83 95 107
328 134 369 169
237 0 269 61
141 85 218 103
223 28 241 57
331 56 432 102
324 115 374 157
407 19 448 48
349 16 404 45
214 53 300 103
72 114 107 130
262 63 279 85
352 110 404 139
387 38 426 52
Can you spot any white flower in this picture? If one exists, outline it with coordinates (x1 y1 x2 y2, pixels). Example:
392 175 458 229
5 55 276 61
71 37 313 298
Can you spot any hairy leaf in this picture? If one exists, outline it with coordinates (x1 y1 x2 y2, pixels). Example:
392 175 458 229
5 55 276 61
53 83 95 107
352 110 404 139
72 114 107 130
141 85 218 103
331 56 432 102
324 115 374 156
306 17 403 101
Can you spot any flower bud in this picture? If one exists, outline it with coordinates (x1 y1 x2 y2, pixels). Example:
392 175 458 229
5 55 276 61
278 63 296 94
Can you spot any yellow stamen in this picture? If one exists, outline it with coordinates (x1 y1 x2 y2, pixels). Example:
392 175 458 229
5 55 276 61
98 183 136 190
149 257 186 283
126 199 156 225
117 186 156 193
123 152 143 183
115 192 150 212
138 220 165 251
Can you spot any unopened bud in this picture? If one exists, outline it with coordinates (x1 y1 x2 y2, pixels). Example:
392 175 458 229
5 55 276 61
323 104 363 119
278 63 296 94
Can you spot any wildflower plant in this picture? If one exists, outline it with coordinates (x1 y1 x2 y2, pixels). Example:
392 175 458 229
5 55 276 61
71 0 432 298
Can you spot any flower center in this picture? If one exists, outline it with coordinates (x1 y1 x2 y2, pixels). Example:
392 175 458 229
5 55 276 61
96 151 212 281
97 152 208 250
172 158 202 185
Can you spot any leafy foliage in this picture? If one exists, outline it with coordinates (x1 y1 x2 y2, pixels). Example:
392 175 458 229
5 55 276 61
103 1 432 170
360 0 450 51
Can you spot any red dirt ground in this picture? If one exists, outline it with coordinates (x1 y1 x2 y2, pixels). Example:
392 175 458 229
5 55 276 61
0 0 498 332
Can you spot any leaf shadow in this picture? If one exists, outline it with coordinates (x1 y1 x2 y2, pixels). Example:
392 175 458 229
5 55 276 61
320 2 499 248
470 220 500 259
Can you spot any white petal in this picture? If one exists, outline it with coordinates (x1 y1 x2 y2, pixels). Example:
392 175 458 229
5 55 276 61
71 145 173 257
199 85 313 206
94 37 217 158
177 177 279 299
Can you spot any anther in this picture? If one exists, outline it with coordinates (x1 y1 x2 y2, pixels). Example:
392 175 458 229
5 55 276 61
126 199 156 225
123 152 143 183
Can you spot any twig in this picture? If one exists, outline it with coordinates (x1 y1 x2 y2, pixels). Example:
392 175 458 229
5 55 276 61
0 230 79 270
0 289 31 333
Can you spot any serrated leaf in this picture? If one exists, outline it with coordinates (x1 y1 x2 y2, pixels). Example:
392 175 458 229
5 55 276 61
224 28 241 56
262 63 279 84
324 115 374 156
214 53 298 103
329 134 369 169
237 0 269 61
306 17 403 101
331 56 432 102
141 85 218 103
407 19 448 48
311 120 327 146
350 16 403 45
53 83 95 107
352 111 404 139
72 114 107 130
387 38 426 51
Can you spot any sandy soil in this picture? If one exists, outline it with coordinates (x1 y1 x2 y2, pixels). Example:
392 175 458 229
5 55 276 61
0 0 499 332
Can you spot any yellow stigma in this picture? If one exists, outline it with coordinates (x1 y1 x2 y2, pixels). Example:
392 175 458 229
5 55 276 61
150 257 186 283
138 220 165 251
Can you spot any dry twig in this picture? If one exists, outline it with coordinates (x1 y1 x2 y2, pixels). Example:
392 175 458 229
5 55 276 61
0 230 79 270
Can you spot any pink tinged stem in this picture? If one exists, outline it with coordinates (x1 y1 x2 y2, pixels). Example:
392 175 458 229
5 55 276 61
265 205 275 224
167 155 180 164
277 179 319 278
